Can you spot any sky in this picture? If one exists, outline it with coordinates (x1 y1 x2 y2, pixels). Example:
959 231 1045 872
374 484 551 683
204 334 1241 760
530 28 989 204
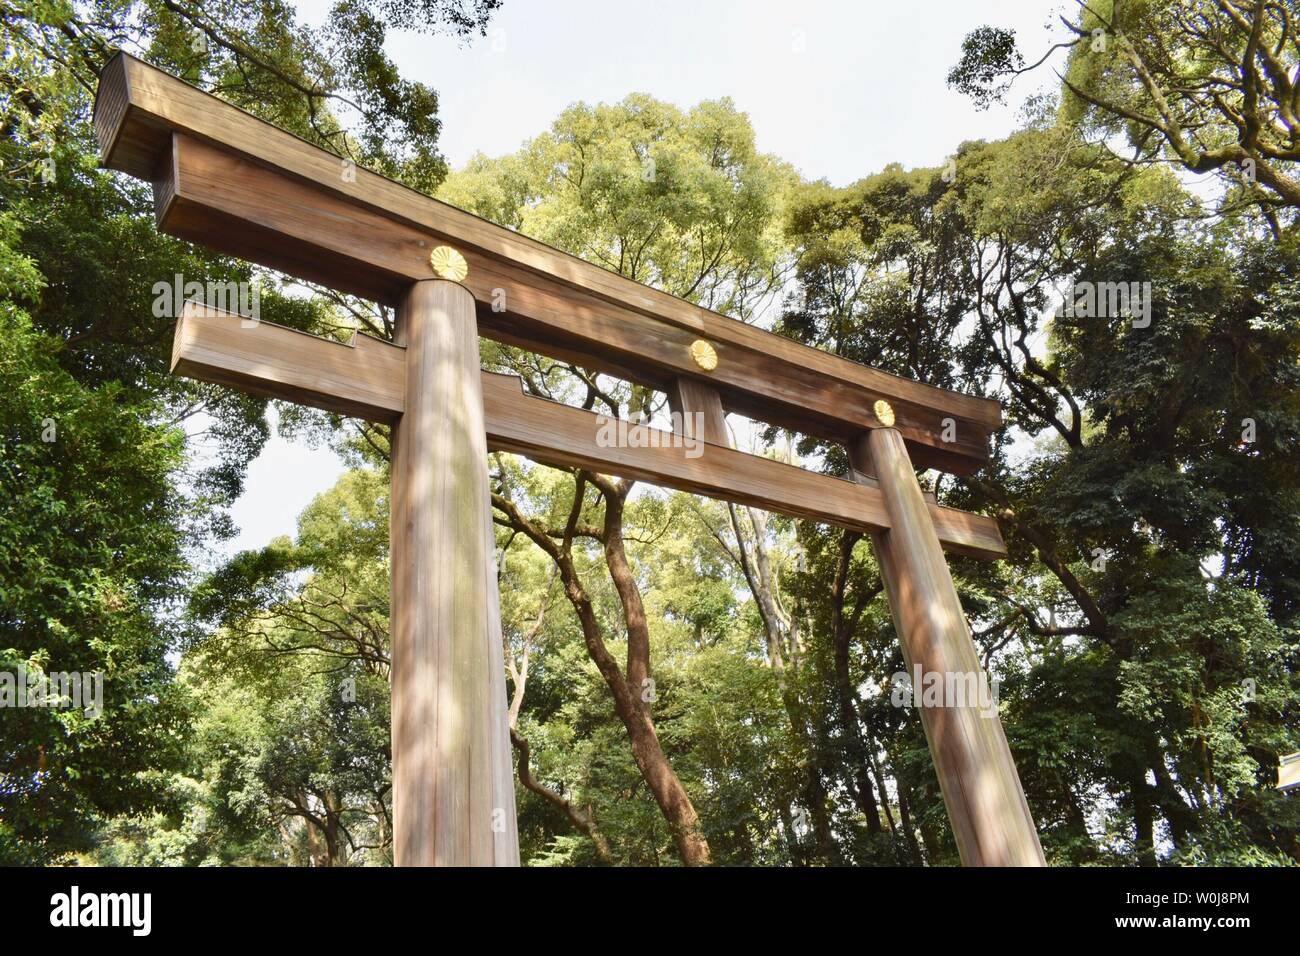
216 0 1063 558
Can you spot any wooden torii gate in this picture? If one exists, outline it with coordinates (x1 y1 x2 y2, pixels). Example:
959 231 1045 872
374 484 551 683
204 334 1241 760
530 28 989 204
94 53 1045 867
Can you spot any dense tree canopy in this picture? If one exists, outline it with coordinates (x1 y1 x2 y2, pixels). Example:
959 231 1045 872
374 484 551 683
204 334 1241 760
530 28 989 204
0 0 495 864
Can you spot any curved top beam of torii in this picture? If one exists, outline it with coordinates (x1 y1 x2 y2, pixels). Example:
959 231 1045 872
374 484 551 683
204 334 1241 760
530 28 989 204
93 52 1002 476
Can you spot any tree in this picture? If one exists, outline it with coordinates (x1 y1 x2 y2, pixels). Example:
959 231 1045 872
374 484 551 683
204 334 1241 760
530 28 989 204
13 0 1296 868
113 468 397 867
778 111 1300 863
1 0 501 863
0 219 190 863
440 94 795 865
949 1 1300 231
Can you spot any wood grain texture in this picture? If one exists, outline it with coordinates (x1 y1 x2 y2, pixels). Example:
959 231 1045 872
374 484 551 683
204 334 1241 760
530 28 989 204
484 377 1003 558
104 49 1037 868
849 431 1044 866
169 305 1008 559
665 377 730 446
171 302 405 421
152 131 991 472
390 280 519 866
94 54 1003 474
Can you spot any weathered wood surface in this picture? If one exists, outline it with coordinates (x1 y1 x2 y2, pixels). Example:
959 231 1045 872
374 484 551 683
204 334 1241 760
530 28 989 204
170 304 1008 560
389 280 518 866
171 303 405 419
665 376 730 447
849 431 1044 866
96 53 1001 474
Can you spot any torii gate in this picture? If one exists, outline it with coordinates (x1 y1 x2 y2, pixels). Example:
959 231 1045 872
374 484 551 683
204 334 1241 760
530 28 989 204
94 53 1045 867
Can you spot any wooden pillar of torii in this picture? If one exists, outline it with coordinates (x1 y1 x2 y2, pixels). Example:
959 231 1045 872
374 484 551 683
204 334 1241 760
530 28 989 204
390 280 517 865
96 53 1045 866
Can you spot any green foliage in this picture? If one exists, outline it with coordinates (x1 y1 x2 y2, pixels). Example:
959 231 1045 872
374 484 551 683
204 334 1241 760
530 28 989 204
946 25 1024 109
0 225 191 864
952 1 1300 223
6 0 1297 868
0 0 496 864
441 93 795 319
778 73 1299 864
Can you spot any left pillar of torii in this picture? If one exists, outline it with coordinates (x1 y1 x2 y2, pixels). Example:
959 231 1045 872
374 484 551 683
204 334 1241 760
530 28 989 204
389 279 519 866
171 281 519 866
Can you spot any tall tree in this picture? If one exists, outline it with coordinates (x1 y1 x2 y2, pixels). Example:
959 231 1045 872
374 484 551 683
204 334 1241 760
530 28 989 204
440 95 795 864
0 0 500 863
949 0 1300 231
779 115 1300 864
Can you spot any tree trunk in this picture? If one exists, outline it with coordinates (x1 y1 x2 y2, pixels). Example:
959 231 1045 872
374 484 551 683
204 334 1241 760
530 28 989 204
598 479 711 865
867 744 898 835
724 503 841 862
493 479 712 866
503 591 614 865
829 529 883 832
1131 772 1157 866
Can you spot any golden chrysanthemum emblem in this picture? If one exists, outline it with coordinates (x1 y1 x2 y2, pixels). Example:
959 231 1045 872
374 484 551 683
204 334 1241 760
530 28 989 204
429 245 469 281
873 399 895 427
689 339 718 371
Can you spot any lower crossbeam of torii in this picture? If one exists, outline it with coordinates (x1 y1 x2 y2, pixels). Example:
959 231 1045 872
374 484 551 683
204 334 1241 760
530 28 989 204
97 52 1046 867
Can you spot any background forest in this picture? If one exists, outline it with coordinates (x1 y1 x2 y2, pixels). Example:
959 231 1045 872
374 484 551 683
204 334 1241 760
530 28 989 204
1 0 1298 867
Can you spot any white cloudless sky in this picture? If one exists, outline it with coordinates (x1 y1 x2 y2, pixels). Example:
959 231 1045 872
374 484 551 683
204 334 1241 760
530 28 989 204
218 0 1061 557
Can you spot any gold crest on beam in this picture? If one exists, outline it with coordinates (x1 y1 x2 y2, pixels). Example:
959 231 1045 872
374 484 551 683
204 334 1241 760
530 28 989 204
690 339 718 372
429 245 469 282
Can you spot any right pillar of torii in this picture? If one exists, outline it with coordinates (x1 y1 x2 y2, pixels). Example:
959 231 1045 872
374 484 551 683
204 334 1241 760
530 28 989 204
850 430 1045 866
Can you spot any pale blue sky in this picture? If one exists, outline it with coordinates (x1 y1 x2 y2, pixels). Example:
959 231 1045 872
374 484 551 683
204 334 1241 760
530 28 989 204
217 0 1063 558
297 0 1062 183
